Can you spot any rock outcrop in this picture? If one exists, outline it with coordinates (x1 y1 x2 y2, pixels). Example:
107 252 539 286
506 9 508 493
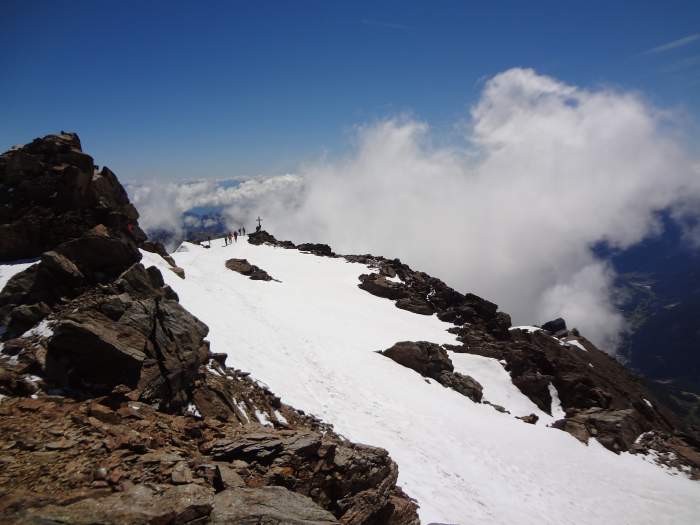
0 133 146 261
0 134 420 524
350 255 512 339
247 230 296 249
341 253 698 472
225 258 276 281
381 341 483 403
297 243 335 257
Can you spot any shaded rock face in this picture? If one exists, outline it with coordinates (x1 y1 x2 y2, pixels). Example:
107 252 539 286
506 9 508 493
0 133 146 261
247 230 296 248
449 323 699 464
541 317 567 337
0 134 420 524
382 341 453 378
381 342 483 403
349 255 511 339
225 258 275 281
297 243 335 257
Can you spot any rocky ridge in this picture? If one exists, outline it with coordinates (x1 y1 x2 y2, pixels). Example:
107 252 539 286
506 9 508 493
248 231 700 478
0 134 419 524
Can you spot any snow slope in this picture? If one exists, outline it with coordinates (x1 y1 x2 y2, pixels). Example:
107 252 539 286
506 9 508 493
141 241 699 524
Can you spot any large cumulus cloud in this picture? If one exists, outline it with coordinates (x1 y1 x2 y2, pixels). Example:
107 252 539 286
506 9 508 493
129 68 700 350
257 68 700 349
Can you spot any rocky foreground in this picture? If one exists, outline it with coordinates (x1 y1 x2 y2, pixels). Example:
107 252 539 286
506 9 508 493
0 134 418 524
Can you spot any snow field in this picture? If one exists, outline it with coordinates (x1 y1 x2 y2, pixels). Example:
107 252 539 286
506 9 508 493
40 242 696 524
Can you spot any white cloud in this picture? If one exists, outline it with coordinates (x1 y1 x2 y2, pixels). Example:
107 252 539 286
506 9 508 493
643 33 700 54
245 68 699 350
129 68 700 352
127 175 303 240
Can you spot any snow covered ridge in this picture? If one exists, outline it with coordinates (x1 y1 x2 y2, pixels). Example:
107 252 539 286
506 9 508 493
139 235 700 524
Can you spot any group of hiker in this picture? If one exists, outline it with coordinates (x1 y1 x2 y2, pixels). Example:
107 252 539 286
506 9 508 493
223 226 246 246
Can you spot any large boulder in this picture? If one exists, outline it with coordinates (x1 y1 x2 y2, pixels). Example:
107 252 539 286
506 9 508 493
297 242 335 257
541 317 567 336
46 310 149 390
358 274 408 301
225 258 274 281
438 371 484 402
381 341 453 379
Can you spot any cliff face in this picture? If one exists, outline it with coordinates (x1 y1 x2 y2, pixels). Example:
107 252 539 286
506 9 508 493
0 134 419 524
0 133 147 261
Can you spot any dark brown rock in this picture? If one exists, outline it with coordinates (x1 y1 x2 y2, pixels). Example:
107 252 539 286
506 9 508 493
225 258 275 281
381 341 453 379
0 133 145 262
437 371 483 402
297 243 335 257
358 273 408 300
169 266 185 279
517 414 539 425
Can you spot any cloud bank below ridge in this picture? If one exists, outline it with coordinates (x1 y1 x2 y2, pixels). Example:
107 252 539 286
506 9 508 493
131 68 700 350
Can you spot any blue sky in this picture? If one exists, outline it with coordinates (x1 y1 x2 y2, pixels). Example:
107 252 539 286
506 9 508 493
2 0 699 181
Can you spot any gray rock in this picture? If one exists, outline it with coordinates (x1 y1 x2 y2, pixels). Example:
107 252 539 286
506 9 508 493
210 486 338 524
22 483 214 525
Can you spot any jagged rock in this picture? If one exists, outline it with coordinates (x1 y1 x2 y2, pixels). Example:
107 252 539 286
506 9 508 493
169 266 185 279
53 233 141 282
248 230 278 245
483 400 510 414
395 296 435 315
41 250 85 283
4 302 50 339
381 341 453 379
352 255 511 339
0 133 145 261
517 414 539 425
210 486 338 524
225 258 274 281
141 240 177 267
437 371 483 402
215 463 245 489
297 242 335 257
381 341 483 402
0 133 418 525
541 317 567 336
358 273 407 300
47 311 148 390
553 408 645 452
630 431 700 479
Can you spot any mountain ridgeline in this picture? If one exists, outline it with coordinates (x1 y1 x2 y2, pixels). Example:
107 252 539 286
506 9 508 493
0 133 698 524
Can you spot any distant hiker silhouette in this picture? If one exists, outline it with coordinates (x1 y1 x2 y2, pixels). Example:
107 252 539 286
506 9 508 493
233 231 238 242
242 226 246 235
